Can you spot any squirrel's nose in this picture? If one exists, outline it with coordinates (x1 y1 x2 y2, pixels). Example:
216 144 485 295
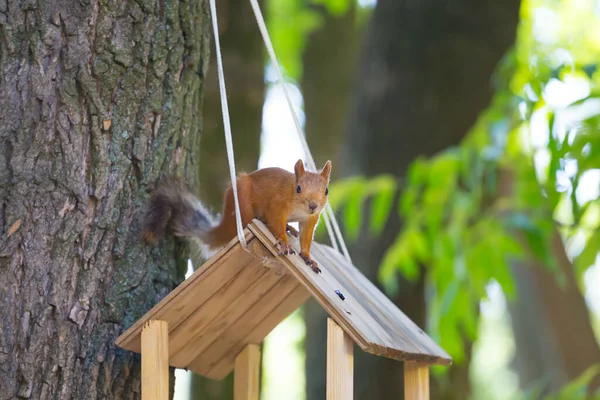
308 201 318 211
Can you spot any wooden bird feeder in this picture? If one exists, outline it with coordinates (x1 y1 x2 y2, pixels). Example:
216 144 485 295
116 220 452 399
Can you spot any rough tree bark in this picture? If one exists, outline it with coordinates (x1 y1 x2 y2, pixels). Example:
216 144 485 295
0 0 209 398
189 0 264 398
335 0 522 399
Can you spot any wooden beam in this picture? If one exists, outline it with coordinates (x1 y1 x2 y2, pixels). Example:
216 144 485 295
404 362 429 400
327 318 353 400
141 320 169 400
234 344 261 400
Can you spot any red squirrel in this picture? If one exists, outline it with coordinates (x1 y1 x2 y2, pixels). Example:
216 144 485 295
141 159 331 273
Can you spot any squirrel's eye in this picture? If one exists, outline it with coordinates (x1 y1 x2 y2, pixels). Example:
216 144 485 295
296 185 302 194
325 187 329 196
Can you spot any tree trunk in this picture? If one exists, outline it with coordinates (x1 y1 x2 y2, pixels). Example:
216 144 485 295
500 171 600 393
190 0 264 398
300 5 360 400
0 0 209 398
197 0 263 209
337 0 522 399
301 3 359 174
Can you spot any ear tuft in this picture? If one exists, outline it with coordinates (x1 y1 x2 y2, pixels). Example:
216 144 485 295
294 159 306 178
320 160 332 180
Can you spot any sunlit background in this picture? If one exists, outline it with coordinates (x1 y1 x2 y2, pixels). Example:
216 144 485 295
175 0 600 398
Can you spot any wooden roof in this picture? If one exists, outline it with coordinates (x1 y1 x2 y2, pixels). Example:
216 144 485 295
115 220 451 380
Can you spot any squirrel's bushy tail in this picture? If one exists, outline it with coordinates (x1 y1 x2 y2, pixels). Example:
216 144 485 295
141 178 216 246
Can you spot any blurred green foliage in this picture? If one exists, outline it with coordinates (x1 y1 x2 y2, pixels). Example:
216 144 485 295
267 0 364 79
522 364 600 400
318 0 600 395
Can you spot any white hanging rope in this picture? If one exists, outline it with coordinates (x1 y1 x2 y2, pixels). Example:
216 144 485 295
247 0 352 262
209 0 352 262
209 0 247 249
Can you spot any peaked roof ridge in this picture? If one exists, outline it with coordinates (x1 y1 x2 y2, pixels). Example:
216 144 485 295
115 219 451 380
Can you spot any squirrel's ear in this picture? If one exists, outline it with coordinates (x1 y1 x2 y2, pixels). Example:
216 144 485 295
294 159 306 178
320 160 332 180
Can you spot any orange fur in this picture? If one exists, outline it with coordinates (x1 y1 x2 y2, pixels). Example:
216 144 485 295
142 159 332 272
208 160 330 258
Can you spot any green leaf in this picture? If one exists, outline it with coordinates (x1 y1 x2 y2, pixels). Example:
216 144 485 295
438 281 460 318
379 234 421 294
343 183 367 241
574 231 600 280
399 257 420 282
399 185 418 218
327 176 364 210
427 151 459 192
523 226 557 269
455 287 478 340
407 157 430 186
267 0 324 79
438 317 465 364
505 212 558 274
582 64 598 78
521 379 548 400
492 250 517 299
465 244 491 298
367 175 396 235
378 237 403 295
409 228 430 263
311 0 353 16
551 364 600 400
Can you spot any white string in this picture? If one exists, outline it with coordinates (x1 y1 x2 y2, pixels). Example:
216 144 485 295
247 0 352 262
209 0 247 249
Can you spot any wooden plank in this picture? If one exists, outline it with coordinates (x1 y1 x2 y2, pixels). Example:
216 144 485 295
249 222 405 356
309 249 398 351
234 344 261 400
313 244 450 364
314 244 407 337
404 362 429 400
141 320 169 400
327 318 353 400
116 232 255 353
169 259 273 367
204 282 310 379
116 218 452 383
189 272 298 376
172 263 285 367
248 220 452 366
248 223 375 347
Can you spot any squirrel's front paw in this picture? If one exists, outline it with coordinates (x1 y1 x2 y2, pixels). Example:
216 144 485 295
286 224 299 238
300 252 321 274
275 239 296 256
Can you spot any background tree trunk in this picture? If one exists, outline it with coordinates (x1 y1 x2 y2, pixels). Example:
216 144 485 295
190 0 264 398
0 0 209 398
330 0 521 399
300 4 360 400
301 3 359 173
500 171 600 393
197 0 263 209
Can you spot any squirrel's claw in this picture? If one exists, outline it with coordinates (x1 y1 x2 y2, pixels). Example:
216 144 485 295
286 224 299 238
300 252 321 274
275 239 296 256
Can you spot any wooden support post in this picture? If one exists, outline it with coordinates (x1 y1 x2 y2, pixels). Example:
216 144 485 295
404 362 429 400
141 320 169 400
234 344 261 400
327 318 353 400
